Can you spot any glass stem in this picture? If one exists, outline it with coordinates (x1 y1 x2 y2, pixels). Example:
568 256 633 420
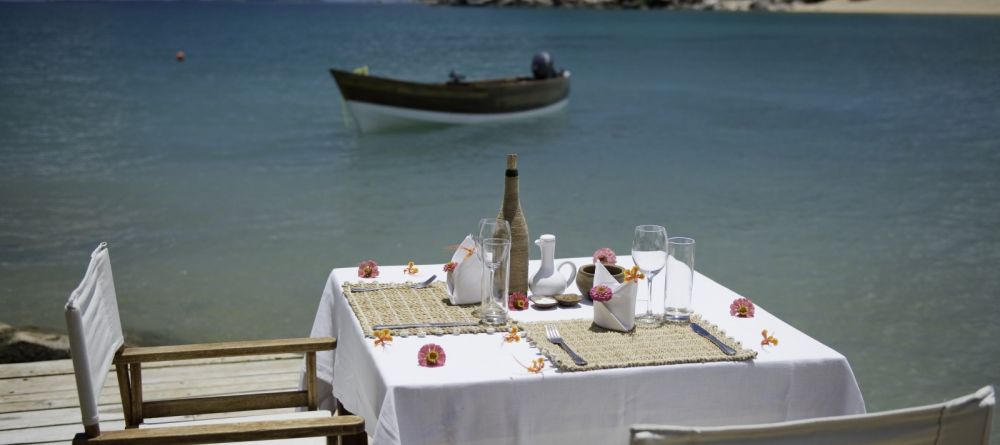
646 275 654 316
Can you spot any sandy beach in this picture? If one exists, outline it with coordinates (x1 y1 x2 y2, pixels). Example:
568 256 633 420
791 0 1000 16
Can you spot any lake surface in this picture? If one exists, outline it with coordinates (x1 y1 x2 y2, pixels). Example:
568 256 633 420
1 2 998 435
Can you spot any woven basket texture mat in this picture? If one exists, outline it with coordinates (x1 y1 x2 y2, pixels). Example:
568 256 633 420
520 315 756 372
344 282 506 337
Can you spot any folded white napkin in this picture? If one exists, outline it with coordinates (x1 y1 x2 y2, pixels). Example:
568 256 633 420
445 235 483 305
592 261 637 332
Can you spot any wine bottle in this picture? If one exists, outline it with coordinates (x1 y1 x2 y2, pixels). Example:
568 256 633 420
499 154 529 294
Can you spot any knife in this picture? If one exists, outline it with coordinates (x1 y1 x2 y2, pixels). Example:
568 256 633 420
371 321 480 331
691 323 737 356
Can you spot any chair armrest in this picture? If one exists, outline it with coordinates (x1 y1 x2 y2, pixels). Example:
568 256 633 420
114 337 336 364
75 415 365 444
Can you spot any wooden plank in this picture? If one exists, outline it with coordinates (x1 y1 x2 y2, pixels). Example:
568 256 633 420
143 391 309 418
1 377 305 414
0 354 303 380
1 369 301 407
82 416 364 445
2 359 302 396
115 338 335 364
306 352 317 411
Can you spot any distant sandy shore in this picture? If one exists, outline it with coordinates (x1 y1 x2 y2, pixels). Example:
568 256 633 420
790 0 1000 16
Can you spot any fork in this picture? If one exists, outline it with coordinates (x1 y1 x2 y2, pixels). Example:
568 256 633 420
545 324 587 366
351 275 437 293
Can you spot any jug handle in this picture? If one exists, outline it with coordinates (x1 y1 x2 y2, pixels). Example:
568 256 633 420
557 261 577 289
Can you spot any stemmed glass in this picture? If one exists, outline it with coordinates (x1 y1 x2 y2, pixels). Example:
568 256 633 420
473 218 511 319
480 237 511 326
632 224 667 328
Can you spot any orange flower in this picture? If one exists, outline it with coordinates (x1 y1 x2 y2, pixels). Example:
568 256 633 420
624 266 645 283
504 326 521 344
443 261 457 272
761 329 778 347
526 358 545 374
461 246 475 258
403 261 419 275
373 329 393 348
514 356 545 374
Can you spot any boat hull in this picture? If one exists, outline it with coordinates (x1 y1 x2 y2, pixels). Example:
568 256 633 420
344 98 568 133
331 69 570 132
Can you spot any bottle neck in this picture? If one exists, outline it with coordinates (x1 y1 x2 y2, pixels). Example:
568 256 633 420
502 169 519 215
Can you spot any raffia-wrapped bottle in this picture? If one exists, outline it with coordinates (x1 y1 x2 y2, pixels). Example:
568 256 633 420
499 154 529 294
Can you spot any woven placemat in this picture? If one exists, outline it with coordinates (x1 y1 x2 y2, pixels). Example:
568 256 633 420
344 282 505 337
520 315 756 372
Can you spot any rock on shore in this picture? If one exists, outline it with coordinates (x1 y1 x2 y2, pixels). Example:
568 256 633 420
0 322 71 364
421 0 817 10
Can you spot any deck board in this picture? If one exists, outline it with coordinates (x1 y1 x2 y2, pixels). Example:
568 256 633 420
0 354 307 445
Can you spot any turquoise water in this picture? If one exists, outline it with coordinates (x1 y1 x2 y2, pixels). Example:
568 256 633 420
2 2 999 432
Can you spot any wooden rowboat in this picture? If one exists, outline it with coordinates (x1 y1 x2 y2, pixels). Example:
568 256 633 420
330 68 570 132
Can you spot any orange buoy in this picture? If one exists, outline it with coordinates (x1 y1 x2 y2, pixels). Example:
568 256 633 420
175 50 185 62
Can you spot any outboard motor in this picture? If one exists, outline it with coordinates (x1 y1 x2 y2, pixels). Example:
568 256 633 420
531 52 558 80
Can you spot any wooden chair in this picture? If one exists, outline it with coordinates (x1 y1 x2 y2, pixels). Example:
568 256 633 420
65 242 366 444
630 385 994 445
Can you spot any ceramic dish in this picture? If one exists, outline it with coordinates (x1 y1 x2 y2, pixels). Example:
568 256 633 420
553 293 582 307
530 296 558 309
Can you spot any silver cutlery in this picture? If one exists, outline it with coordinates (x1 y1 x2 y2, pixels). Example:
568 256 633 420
371 321 479 331
691 323 737 356
351 275 437 293
545 324 587 366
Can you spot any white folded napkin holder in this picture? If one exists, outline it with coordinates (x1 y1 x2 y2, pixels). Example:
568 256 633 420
446 235 483 305
592 261 637 332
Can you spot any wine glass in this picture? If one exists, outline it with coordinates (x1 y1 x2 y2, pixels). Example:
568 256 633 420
632 224 667 328
473 218 511 318
480 237 511 326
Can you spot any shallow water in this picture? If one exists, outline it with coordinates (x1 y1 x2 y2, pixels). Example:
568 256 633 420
1 2 998 435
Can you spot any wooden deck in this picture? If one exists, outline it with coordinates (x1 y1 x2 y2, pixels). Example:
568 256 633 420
0 353 308 444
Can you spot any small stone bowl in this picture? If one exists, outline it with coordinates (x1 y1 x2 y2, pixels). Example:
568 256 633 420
554 293 582 307
575 263 625 300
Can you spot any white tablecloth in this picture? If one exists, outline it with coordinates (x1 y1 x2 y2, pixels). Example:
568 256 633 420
308 257 865 445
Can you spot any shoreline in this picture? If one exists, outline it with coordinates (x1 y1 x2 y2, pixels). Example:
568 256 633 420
788 0 1000 16
421 0 1000 16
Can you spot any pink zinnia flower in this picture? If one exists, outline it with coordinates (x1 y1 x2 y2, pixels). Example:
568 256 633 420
417 343 446 367
589 284 613 302
357 259 379 278
443 261 457 272
730 297 755 318
592 248 617 265
508 292 529 311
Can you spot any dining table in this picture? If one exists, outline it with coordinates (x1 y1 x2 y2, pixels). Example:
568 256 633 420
306 256 866 445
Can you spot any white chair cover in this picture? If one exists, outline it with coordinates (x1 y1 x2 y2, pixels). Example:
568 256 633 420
65 242 125 429
630 386 994 445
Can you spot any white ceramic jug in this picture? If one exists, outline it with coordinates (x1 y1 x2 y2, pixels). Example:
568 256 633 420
529 234 577 297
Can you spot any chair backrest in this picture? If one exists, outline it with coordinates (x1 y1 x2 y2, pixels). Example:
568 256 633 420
65 242 125 433
631 386 994 445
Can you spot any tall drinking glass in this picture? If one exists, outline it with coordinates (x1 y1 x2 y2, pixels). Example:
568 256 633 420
664 237 695 322
632 225 667 328
480 237 511 326
474 219 511 318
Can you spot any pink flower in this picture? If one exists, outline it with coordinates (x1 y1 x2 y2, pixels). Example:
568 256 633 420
357 260 379 278
592 248 617 265
730 297 755 318
508 292 529 311
417 343 446 367
443 261 457 272
589 284 613 302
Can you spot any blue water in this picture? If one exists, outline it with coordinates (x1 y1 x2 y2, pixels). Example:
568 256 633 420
2 2 999 433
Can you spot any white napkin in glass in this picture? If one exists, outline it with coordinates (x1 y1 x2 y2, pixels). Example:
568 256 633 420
592 261 637 332
445 235 483 305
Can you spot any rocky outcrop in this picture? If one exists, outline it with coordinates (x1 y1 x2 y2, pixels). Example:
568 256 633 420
0 322 71 364
422 0 806 10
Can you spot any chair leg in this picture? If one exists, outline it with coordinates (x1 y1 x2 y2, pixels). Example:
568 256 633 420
340 432 367 445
